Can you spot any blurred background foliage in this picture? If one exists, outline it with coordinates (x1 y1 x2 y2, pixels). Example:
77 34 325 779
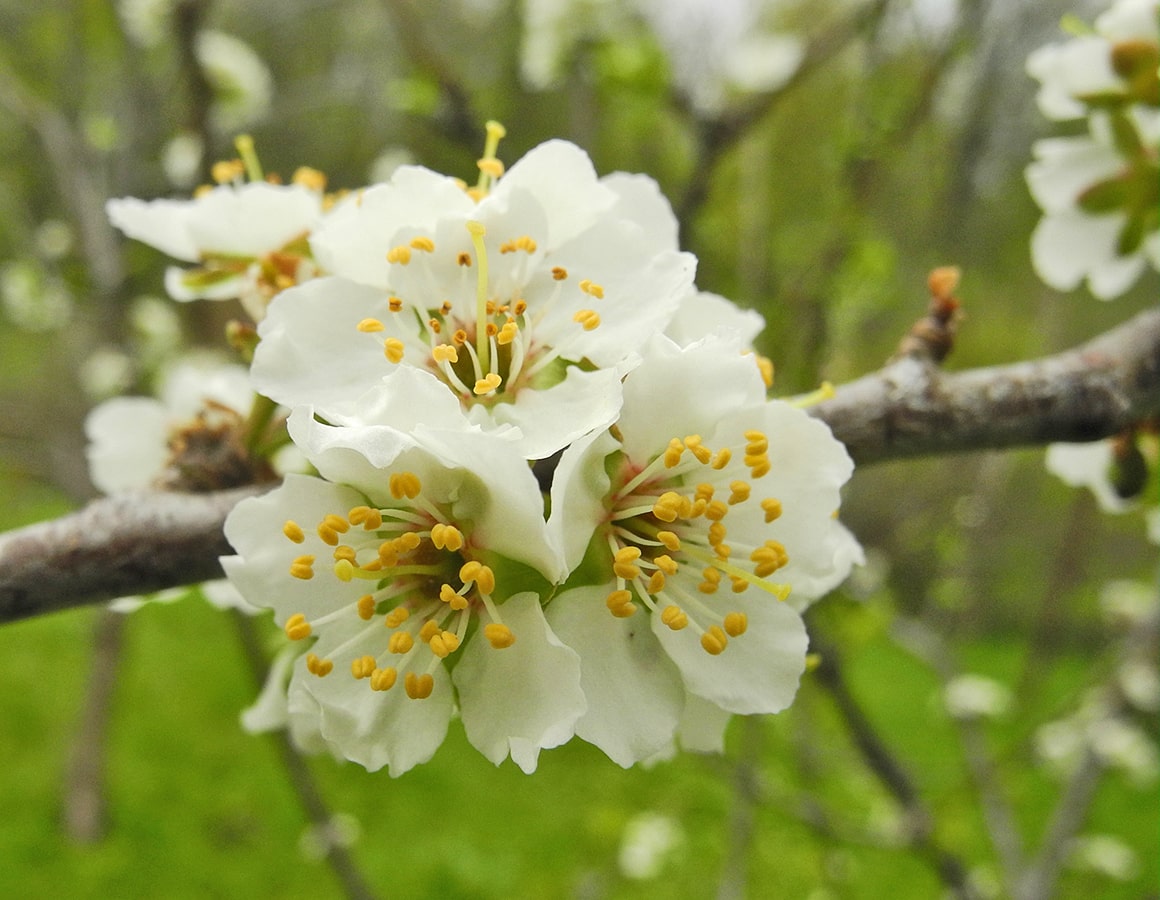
0 0 1156 897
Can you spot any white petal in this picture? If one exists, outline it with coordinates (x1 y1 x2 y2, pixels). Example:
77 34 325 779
548 428 620 575
677 693 733 754
601 171 679 255
547 585 684 766
185 183 322 256
1045 441 1132 512
106 197 200 260
159 360 253 418
1088 252 1147 300
84 397 170 492
651 591 808 715
1030 211 1126 294
240 644 299 733
665 290 765 347
1026 137 1120 214
454 592 585 773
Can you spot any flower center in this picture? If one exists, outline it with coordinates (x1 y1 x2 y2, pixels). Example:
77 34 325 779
601 428 791 655
278 472 517 700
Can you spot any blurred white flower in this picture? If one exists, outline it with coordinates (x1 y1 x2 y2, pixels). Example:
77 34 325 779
78 346 136 401
0 259 74 332
34 220 74 260
943 674 1013 720
1066 833 1140 882
1099 579 1157 627
618 811 683 880
367 146 414 185
162 132 205 189
196 30 274 131
298 813 362 862
1045 440 1132 512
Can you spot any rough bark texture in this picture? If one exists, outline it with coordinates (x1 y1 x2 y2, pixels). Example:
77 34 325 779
1 309 1157 624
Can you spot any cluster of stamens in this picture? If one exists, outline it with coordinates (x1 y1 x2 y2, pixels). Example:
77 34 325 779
603 428 791 656
278 472 516 700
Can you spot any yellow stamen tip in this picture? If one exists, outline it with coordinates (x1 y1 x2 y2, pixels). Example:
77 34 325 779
284 613 312 641
701 625 728 655
404 671 435 699
474 372 502 395
484 622 516 649
282 520 305 543
371 667 398 691
384 338 405 363
724 612 748 637
660 605 688 631
388 631 415 654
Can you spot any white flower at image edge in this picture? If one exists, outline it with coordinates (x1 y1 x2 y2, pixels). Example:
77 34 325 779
542 334 862 765
222 419 585 776
250 136 696 459
107 178 325 318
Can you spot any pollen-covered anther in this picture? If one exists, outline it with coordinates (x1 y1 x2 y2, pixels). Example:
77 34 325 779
428 631 460 658
388 472 422 500
496 321 519 345
333 545 357 563
432 344 458 365
613 546 642 580
357 318 385 333
404 671 435 699
284 613 312 640
474 372 502 395
289 555 315 580
387 245 412 265
352 655 376 679
573 309 600 331
356 594 377 620
662 437 685 468
705 500 729 522
305 653 333 677
551 266 568 280
212 158 245 183
349 505 384 530
728 481 751 505
389 296 404 312
660 605 688 631
761 498 783 522
652 491 687 523
457 252 472 267
430 522 464 551
384 338 405 363
653 554 678 576
657 531 681 551
388 631 415 654
418 620 439 643
646 571 666 593
484 622 517 649
477 157 505 179
699 567 721 594
683 435 711 464
409 236 435 253
708 522 726 547
292 166 327 191
283 520 306 543
701 625 728 655
711 448 732 470
724 612 748 637
370 667 397 691
579 279 605 299
439 583 468 610
385 607 410 628
751 540 789 577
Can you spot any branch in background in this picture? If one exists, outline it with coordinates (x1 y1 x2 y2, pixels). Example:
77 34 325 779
0 486 265 623
812 307 1160 464
0 309 1157 625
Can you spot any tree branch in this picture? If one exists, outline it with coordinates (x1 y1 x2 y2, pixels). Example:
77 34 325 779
1 309 1157 624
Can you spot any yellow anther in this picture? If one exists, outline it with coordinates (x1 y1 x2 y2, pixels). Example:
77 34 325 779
484 622 516 649
459 560 483 583
715 544 732 560
388 631 415 654
356 594 377 620
404 671 435 699
317 526 339 546
477 157 505 178
451 328 467 345
333 558 355 582
660 605 689 631
457 251 472 267
323 514 349 533
728 481 751 505
397 532 421 551
292 166 327 191
744 429 767 444
289 556 315 580
573 309 600 331
306 653 333 677
606 589 633 612
387 245 412 265
694 483 714 503
646 571 666 593
652 491 685 523
698 567 721 594
357 317 385 333
370 667 398 691
409 236 435 252
389 296 404 312
654 554 678 575
684 436 711 464
751 540 789 577
211 158 245 183
389 472 422 499
352 506 383 530
711 448 732 469
282 520 306 543
578 278 605 299
705 500 729 521
689 498 707 518
551 266 568 280
385 607 410 628
708 522 726 547
430 523 464 551
284 613 312 641
657 531 681 551
761 498 783 522
749 458 771 479
475 565 496 596
516 235 537 252
663 437 685 468
512 299 527 315
439 583 461 605
383 338 405 363
429 631 460 658
432 344 459 365
418 620 440 643
701 626 728 655
724 612 748 637
613 545 642 580
730 575 748 593
496 321 519 345
333 545 357 563
757 355 774 388
474 372 502 394
352 655 377 679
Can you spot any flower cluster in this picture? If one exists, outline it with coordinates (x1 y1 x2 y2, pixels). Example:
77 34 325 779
1025 0 1160 299
104 124 861 775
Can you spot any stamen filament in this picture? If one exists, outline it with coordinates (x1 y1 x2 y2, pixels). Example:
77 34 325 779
466 221 490 374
